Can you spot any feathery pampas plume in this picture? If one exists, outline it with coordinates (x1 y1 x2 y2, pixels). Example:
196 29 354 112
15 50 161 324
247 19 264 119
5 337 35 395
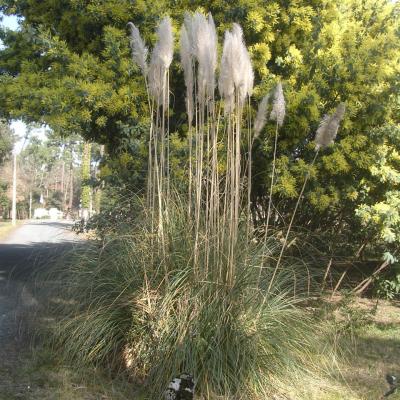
231 24 254 103
218 27 235 113
155 17 174 69
314 103 346 151
183 12 203 61
253 94 270 138
219 23 253 112
148 17 174 98
180 25 194 124
127 22 148 76
200 13 218 98
183 12 217 100
269 82 285 127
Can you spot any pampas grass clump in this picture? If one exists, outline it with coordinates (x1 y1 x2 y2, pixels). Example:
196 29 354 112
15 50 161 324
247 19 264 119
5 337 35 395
51 195 339 399
50 12 348 400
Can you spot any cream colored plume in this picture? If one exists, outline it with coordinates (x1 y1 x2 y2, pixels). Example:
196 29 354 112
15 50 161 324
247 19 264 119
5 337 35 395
253 94 270 138
314 103 346 151
156 17 174 69
219 23 254 112
269 82 285 127
231 24 254 103
180 25 194 124
127 22 148 76
218 29 235 112
148 17 174 98
183 11 217 100
183 12 204 61
148 61 163 99
201 13 218 98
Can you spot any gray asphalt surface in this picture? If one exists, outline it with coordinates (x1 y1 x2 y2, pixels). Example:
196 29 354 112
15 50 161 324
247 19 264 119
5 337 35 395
0 220 79 398
0 220 78 279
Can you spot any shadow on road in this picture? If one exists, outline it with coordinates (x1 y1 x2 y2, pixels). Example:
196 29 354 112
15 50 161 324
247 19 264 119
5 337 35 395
27 221 77 230
0 241 82 282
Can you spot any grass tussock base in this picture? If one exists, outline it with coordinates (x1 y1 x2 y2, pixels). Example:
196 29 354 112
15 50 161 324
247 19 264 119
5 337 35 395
47 199 343 400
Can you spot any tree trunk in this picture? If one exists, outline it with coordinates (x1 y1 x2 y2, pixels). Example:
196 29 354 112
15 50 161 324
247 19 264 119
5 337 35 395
61 160 65 193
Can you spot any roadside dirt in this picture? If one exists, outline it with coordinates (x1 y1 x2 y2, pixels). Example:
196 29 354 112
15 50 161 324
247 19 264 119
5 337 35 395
0 279 39 399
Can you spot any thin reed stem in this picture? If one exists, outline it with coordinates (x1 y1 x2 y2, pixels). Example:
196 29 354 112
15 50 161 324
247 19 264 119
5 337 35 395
166 69 171 211
264 120 279 240
188 120 193 219
246 95 252 241
267 150 319 292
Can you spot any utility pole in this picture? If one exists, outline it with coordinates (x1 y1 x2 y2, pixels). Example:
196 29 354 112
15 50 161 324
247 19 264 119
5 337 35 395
11 151 17 225
61 160 65 194
81 142 91 222
68 166 73 212
29 191 32 219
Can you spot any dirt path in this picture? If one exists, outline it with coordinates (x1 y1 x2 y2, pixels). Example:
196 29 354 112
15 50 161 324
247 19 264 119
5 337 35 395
0 221 78 399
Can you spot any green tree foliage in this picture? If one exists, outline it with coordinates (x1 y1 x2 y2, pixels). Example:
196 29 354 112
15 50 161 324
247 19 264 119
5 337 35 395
356 125 400 260
0 0 399 258
0 1 149 150
0 120 13 217
0 119 13 164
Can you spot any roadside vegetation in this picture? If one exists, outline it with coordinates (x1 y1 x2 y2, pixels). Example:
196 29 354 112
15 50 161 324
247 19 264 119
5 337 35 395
0 220 22 239
0 221 14 239
17 282 400 400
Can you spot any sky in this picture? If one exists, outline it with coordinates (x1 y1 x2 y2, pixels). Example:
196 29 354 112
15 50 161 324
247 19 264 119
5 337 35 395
1 14 19 30
1 14 46 153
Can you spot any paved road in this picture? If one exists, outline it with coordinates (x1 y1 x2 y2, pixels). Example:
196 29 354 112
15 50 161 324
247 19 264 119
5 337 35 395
0 220 79 398
0 220 78 279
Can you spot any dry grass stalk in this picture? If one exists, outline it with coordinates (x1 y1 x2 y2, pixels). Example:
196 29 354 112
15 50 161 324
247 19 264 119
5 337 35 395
129 17 173 250
264 83 285 242
268 103 346 292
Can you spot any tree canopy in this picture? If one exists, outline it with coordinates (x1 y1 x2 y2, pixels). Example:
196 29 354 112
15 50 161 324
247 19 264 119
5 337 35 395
0 119 13 165
0 0 399 260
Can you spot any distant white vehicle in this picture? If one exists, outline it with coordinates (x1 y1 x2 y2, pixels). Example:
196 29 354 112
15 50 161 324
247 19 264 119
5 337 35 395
33 208 49 219
33 207 63 220
48 208 64 220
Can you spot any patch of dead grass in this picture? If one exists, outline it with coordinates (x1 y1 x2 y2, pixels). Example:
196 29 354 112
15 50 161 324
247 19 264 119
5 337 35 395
0 220 23 240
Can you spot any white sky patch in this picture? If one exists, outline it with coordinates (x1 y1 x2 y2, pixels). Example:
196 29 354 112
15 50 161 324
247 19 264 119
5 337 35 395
11 121 48 154
1 14 19 31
